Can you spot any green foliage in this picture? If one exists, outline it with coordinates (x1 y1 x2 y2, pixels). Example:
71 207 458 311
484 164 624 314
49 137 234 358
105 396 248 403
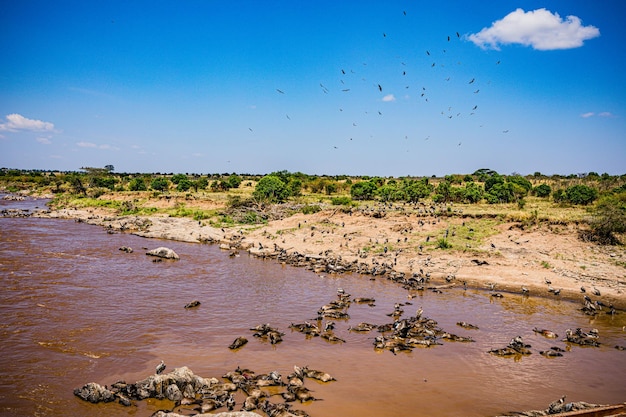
91 176 117 190
484 173 504 193
533 183 552 198
171 173 188 184
436 237 452 249
301 204 322 214
486 182 515 203
176 178 193 192
226 175 242 189
150 177 170 191
462 182 484 203
195 177 209 191
128 177 147 191
331 196 352 205
402 178 433 202
288 178 303 197
565 184 598 205
585 192 626 244
507 175 532 192
350 180 378 200
377 183 404 202
253 175 289 202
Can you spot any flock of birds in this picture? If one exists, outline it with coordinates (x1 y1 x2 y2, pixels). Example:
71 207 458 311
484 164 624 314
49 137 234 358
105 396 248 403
246 9 508 153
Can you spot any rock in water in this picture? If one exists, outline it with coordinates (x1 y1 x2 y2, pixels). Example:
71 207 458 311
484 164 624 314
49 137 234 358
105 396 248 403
73 382 116 403
184 300 201 309
146 247 180 260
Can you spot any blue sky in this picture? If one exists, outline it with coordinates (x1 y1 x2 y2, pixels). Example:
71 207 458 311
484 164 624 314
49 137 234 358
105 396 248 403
1 1 624 176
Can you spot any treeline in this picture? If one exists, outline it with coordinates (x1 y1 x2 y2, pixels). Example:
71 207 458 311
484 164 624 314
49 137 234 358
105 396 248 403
1 167 625 207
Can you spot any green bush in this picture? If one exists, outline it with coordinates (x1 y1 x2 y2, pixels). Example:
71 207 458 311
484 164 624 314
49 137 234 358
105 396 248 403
331 196 352 205
301 204 322 214
150 177 170 191
253 175 289 202
350 181 378 200
128 178 147 191
585 193 626 244
565 184 598 205
533 184 552 198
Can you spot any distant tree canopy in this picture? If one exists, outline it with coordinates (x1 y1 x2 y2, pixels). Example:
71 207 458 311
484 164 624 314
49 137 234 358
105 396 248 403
253 175 290 202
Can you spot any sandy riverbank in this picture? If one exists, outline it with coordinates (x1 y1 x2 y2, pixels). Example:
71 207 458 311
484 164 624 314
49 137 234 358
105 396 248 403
29 205 626 310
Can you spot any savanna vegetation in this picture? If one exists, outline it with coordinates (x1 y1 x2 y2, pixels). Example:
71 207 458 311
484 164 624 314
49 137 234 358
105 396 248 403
2 166 625 245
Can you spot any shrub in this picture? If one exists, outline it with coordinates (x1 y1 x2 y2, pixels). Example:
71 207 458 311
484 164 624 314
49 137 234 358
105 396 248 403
584 193 626 244
171 174 188 184
350 181 377 200
331 196 352 205
301 204 322 214
253 175 289 202
150 177 170 191
565 184 598 205
436 238 452 249
533 184 552 198
128 178 147 191
176 179 193 192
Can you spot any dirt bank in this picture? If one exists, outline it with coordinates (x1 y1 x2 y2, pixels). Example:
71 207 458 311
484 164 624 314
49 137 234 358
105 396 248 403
26 204 626 310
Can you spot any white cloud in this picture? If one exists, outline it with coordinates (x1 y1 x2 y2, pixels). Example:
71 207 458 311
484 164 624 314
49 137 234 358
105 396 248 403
0 113 55 132
581 111 616 118
382 94 396 102
76 141 119 150
469 8 600 50
36 137 52 145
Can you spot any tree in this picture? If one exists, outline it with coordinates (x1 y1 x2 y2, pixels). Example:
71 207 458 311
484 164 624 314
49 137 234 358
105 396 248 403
533 184 552 198
402 178 433 202
128 177 147 191
585 193 626 244
484 173 504 193
171 174 188 184
350 180 377 200
176 178 193 192
104 165 115 172
150 177 170 191
253 175 289 202
565 184 598 205
226 175 242 189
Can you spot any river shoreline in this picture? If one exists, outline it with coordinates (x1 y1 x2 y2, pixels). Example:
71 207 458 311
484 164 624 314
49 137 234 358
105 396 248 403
8 202 624 310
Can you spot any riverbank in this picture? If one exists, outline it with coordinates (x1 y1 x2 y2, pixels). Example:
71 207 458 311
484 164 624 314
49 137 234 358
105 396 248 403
25 204 626 310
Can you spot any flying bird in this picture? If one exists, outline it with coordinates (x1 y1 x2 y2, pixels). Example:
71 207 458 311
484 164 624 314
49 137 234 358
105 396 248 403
469 78 475 84
456 32 460 38
426 50 430 56
378 84 383 92
276 89 285 94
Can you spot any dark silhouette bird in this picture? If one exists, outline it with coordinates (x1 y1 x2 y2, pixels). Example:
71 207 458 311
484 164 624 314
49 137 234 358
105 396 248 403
156 360 166 375
456 32 460 38
426 50 430 55
276 89 284 94
378 84 383 92
503 130 509 133
469 78 475 84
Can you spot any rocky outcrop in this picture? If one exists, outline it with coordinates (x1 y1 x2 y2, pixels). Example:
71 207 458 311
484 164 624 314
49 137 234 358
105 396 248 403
73 382 116 403
146 247 180 260
74 365 333 415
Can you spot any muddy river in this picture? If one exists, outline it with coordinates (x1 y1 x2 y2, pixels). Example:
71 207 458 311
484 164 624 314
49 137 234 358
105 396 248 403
0 196 624 416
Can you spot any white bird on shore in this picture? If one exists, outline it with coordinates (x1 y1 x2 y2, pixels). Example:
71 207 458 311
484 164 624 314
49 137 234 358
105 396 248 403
156 360 166 375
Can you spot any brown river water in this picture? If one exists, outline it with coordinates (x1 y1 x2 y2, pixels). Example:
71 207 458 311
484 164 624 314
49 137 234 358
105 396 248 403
1 196 625 417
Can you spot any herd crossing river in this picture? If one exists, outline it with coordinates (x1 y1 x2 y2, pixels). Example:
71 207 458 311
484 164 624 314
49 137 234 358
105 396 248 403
0 196 625 417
